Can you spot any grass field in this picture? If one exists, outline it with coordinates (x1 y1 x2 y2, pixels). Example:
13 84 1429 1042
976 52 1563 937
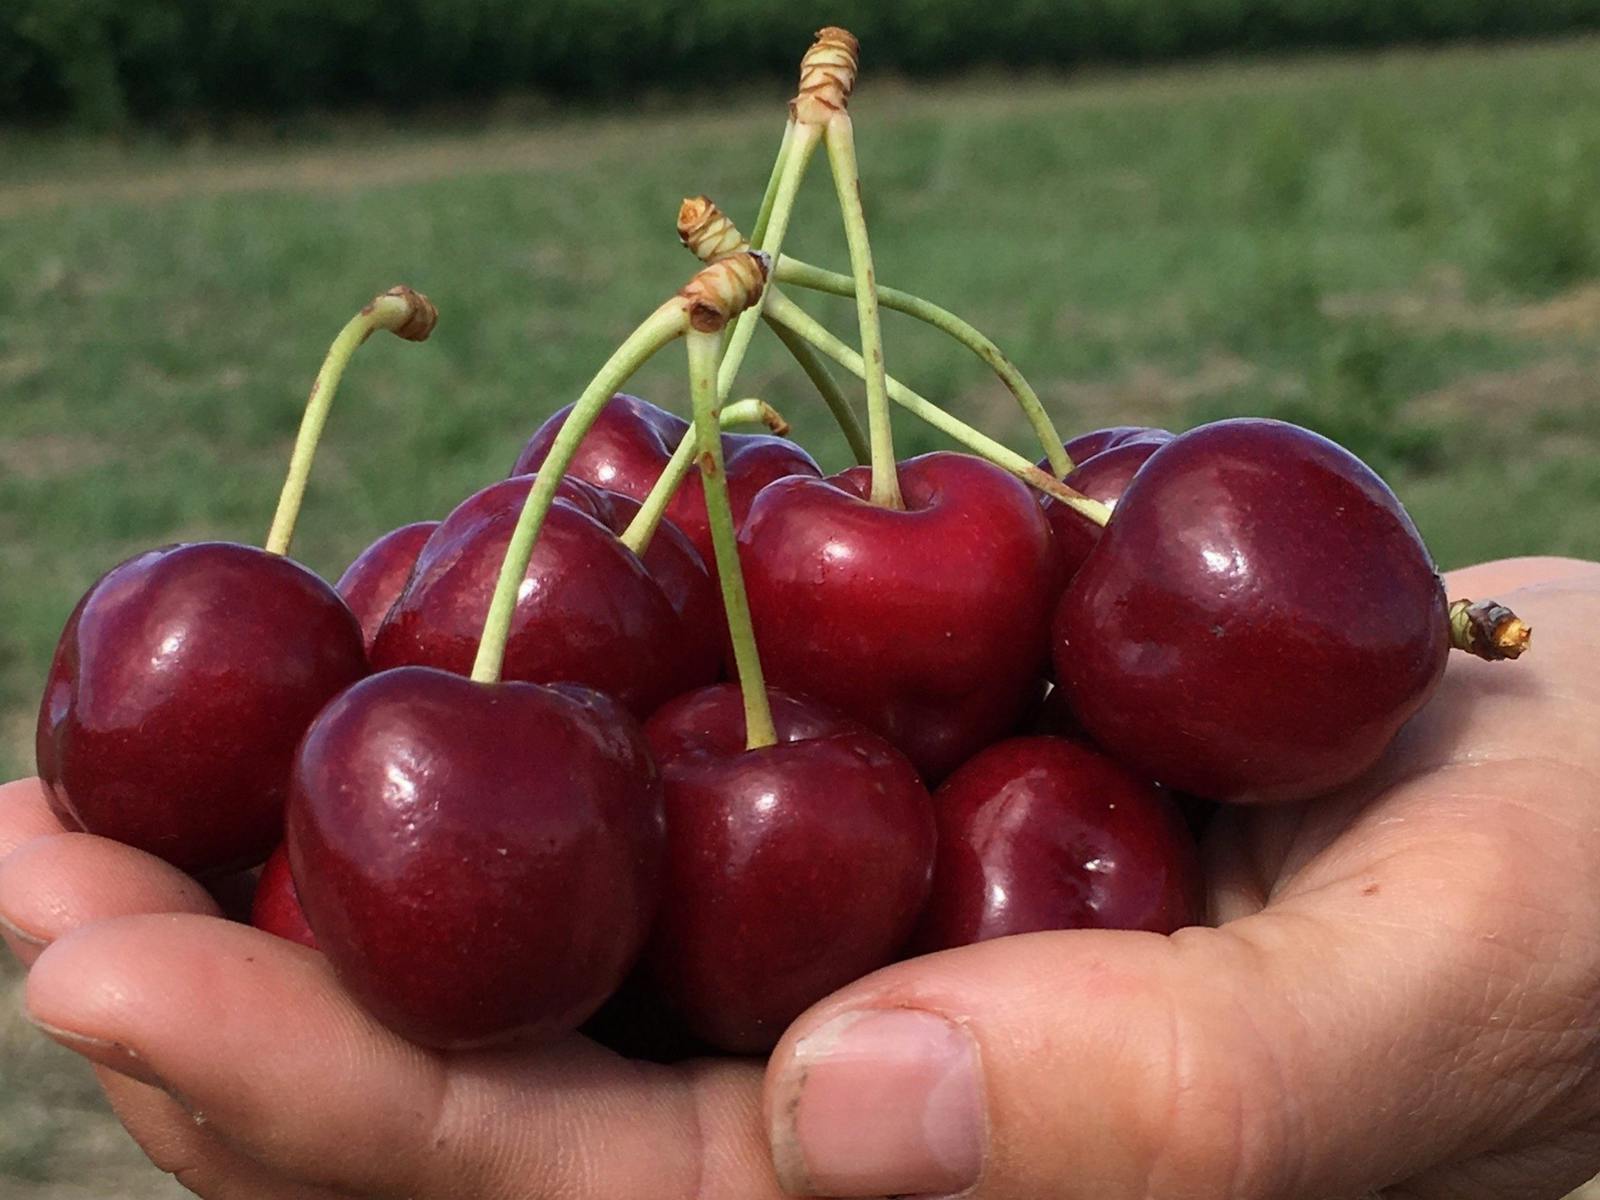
3 35 1600 1196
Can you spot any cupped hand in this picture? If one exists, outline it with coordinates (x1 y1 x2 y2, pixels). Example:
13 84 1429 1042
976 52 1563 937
3 556 1598 1200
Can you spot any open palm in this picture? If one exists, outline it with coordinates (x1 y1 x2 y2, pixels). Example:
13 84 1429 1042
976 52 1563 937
3 556 1597 1199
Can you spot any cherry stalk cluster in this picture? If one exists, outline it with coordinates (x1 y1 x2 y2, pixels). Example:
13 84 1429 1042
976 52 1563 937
36 28 1530 1058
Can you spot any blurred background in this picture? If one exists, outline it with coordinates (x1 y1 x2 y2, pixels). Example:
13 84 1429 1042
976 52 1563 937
4 3 1600 1194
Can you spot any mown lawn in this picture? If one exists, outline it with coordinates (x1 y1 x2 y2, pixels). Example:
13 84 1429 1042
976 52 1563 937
3 37 1600 1194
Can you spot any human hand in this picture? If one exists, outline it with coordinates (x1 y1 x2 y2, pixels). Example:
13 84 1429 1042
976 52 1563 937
3 556 1597 1199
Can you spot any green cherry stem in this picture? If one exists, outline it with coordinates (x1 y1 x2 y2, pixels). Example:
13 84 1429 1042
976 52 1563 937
774 256 1071 476
749 117 797 254
719 116 797 358
617 398 792 557
687 328 777 749
764 291 1109 524
824 112 902 509
265 286 437 556
716 120 823 402
765 319 870 463
470 301 687 684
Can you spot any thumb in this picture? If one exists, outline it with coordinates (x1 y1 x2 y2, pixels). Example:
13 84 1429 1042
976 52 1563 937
762 758 1598 1200
764 925 1293 1199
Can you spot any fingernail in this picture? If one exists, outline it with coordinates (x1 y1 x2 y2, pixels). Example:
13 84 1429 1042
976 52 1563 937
28 1018 169 1091
770 1008 985 1197
0 913 48 966
0 911 47 948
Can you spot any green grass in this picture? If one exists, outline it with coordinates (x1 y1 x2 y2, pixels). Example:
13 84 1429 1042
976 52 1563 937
4 40 1600 786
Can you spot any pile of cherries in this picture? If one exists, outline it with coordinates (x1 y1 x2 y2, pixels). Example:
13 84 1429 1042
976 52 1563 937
32 29 1528 1060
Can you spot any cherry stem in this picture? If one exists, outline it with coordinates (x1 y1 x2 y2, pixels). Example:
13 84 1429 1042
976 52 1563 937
470 301 687 683
680 197 869 464
716 121 823 402
718 116 798 359
687 329 777 749
750 117 797 261
1448 598 1533 661
617 398 792 557
773 257 1071 476
765 315 871 463
265 286 436 556
824 112 902 509
764 291 1109 524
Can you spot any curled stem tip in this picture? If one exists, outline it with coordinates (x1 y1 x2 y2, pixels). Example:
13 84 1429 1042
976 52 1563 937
791 27 860 126
1449 598 1533 661
679 196 748 262
731 398 791 436
679 251 771 334
265 285 435 556
369 284 438 342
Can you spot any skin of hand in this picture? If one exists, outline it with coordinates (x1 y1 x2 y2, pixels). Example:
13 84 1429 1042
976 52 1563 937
2 555 1598 1200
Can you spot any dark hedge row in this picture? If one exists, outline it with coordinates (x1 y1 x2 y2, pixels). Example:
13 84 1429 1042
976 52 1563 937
6 0 1600 129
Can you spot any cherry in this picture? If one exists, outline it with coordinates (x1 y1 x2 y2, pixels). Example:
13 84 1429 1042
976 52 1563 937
287 666 663 1049
1055 418 1450 805
369 475 719 717
335 521 439 653
1042 432 1171 579
641 684 934 1054
511 392 821 569
913 736 1201 951
251 843 317 949
36 543 367 874
739 451 1061 781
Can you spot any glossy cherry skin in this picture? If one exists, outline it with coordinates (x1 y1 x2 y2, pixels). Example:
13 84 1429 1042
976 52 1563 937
335 521 439 653
36 543 368 873
512 392 821 569
1055 418 1450 805
913 737 1202 952
251 843 318 949
369 476 718 717
740 452 1061 781
287 666 664 1049
642 684 935 1054
1043 435 1170 580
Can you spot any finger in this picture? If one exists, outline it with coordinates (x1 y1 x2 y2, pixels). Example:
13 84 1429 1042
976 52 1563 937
764 750 1600 1199
0 833 219 966
0 777 69 857
27 913 781 1199
94 1068 361 1200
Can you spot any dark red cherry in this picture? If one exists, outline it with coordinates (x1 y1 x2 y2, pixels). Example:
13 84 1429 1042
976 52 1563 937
642 684 935 1054
912 736 1202 953
36 543 367 874
287 667 664 1049
335 521 439 653
739 452 1061 781
1043 436 1169 579
511 392 821 568
369 475 718 717
1055 418 1449 805
251 843 317 949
